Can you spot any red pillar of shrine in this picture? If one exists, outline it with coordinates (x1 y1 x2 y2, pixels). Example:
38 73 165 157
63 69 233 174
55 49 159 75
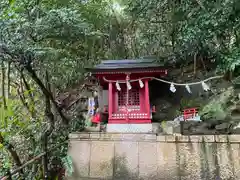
126 74 130 123
144 79 150 119
108 82 113 119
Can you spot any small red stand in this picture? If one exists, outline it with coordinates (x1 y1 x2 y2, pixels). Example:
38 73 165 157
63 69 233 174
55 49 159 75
91 113 101 124
183 108 198 120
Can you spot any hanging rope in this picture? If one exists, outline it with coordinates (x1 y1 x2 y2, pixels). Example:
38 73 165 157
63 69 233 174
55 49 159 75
103 75 223 86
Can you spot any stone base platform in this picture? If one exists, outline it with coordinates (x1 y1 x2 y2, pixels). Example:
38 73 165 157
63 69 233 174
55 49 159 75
106 123 153 133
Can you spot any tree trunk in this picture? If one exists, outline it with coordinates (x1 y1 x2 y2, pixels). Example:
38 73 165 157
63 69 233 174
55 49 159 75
7 62 11 98
0 61 25 179
193 53 197 77
200 55 207 73
25 66 69 125
42 134 48 180
21 72 36 117
0 134 25 179
1 60 7 109
42 70 55 179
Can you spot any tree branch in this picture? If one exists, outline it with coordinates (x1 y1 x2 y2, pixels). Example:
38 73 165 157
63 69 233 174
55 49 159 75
0 44 69 125
1 60 7 109
25 65 69 125
20 71 36 117
42 70 55 179
0 133 25 179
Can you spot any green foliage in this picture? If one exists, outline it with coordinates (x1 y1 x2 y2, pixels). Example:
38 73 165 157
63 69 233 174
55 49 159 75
200 87 234 120
61 155 74 176
180 98 203 109
125 0 240 71
221 48 240 72
0 87 44 177
84 115 92 127
201 103 227 121
0 148 11 177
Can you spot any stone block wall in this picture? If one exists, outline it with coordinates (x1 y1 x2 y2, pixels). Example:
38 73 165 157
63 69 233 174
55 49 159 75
68 133 240 180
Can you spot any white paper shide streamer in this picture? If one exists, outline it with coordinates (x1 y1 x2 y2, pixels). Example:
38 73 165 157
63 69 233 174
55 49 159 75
139 79 144 88
185 84 192 93
116 81 121 91
101 75 221 94
201 81 210 91
127 81 132 90
170 83 176 93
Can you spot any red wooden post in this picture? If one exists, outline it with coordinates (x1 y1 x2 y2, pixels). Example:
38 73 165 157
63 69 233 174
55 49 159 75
126 74 130 123
152 106 156 113
112 87 116 112
144 79 150 119
104 105 108 112
139 88 145 112
108 82 113 119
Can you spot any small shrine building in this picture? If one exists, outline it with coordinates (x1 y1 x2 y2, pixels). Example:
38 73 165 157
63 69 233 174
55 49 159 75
87 58 168 132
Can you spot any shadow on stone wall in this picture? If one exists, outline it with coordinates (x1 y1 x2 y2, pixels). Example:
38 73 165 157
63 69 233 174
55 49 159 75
176 139 237 180
69 143 239 180
113 154 178 180
68 134 240 180
68 162 82 179
113 155 138 180
199 139 238 180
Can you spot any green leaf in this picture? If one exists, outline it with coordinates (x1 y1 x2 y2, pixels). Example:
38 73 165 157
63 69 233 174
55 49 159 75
61 155 74 176
8 0 15 6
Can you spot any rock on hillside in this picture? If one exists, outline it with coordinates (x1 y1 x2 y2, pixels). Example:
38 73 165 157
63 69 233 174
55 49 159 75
152 64 233 122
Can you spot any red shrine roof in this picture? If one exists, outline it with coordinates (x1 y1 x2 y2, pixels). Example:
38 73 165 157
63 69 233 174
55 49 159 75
86 58 165 73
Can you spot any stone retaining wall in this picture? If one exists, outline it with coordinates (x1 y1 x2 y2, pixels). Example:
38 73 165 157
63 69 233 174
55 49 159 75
68 133 240 180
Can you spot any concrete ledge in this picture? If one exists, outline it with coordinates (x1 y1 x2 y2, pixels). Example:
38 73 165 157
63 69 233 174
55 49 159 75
69 133 240 143
69 133 157 141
